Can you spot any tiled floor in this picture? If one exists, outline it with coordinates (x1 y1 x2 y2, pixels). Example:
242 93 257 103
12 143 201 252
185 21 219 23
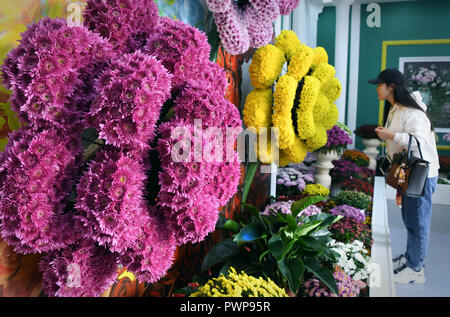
387 200 450 297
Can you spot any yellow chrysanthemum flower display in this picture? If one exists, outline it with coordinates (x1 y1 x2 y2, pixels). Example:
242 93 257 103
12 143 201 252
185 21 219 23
190 267 288 297
274 30 301 61
286 44 314 82
249 44 286 89
272 74 297 150
242 31 342 166
242 88 273 131
302 183 330 197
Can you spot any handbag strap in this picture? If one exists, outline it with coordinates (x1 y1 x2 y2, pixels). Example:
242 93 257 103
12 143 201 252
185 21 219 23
407 134 424 160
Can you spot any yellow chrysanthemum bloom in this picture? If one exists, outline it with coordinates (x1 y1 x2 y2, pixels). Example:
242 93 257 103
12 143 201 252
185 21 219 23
310 63 336 84
255 130 278 164
321 77 342 102
303 183 330 196
322 103 339 130
296 76 320 139
279 150 292 167
305 123 328 152
274 30 301 61
312 47 329 65
313 93 329 123
272 74 297 150
249 44 286 89
283 136 308 164
190 267 288 297
286 44 314 81
243 88 273 130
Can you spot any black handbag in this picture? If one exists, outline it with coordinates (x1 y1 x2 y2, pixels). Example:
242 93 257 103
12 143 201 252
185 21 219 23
385 134 430 197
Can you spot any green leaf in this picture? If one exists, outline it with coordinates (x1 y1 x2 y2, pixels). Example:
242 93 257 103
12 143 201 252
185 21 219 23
207 20 220 62
303 258 339 295
259 249 270 263
241 202 260 218
295 220 322 237
241 162 259 205
291 196 328 218
201 238 240 272
301 236 336 261
267 236 284 260
218 219 241 233
233 222 264 245
278 257 305 293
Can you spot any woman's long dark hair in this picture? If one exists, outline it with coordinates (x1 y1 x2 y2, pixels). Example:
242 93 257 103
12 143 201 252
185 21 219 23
383 82 434 131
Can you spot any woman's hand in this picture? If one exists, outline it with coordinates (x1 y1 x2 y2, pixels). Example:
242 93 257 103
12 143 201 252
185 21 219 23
374 126 395 140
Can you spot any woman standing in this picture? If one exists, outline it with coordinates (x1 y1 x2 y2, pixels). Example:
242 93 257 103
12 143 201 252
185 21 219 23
368 68 440 284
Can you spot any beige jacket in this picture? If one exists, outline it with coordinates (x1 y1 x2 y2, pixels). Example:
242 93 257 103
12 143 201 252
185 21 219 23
385 91 440 178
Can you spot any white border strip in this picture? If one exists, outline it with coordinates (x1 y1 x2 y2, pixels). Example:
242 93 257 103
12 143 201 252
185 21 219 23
369 176 396 297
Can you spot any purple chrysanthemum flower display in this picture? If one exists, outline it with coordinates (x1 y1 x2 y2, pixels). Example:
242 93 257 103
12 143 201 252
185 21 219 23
144 17 211 90
1 18 115 129
303 269 360 297
157 117 241 244
206 0 301 55
39 239 119 297
328 204 365 223
88 51 172 155
119 207 176 283
83 0 159 54
75 147 151 253
0 127 84 254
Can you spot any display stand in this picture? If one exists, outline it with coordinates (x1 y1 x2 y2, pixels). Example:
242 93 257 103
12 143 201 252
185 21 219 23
369 176 396 297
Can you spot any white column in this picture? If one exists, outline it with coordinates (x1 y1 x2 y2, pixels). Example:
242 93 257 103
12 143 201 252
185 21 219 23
291 0 324 47
334 0 354 123
347 1 361 149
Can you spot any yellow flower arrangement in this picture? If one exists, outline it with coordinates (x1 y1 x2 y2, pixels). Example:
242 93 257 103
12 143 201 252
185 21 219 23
286 44 314 82
310 62 336 84
274 30 301 61
302 183 330 197
249 44 286 89
242 31 342 166
304 123 328 152
272 74 297 150
190 267 288 297
242 88 273 131
322 103 339 130
320 77 342 103
296 76 320 139
312 47 328 65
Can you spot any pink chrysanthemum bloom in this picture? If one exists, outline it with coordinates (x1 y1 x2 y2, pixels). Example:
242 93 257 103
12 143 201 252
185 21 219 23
302 270 360 297
83 0 159 53
0 127 84 254
119 207 176 283
75 147 150 253
39 239 118 297
205 0 301 55
1 18 115 129
145 17 211 89
278 0 301 15
88 51 172 154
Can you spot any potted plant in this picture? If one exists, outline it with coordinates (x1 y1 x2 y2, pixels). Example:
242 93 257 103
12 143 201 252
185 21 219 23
354 124 382 169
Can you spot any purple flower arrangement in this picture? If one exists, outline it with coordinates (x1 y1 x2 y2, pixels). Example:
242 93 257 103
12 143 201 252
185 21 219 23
316 124 352 154
330 158 374 184
0 1 242 297
303 269 360 297
205 0 300 55
276 166 315 196
329 204 365 223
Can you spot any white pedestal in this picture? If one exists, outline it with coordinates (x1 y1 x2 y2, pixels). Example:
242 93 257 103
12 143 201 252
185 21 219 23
313 150 338 190
362 138 381 171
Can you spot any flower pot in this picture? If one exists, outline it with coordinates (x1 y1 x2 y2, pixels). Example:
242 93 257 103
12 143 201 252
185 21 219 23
362 138 381 171
313 150 339 189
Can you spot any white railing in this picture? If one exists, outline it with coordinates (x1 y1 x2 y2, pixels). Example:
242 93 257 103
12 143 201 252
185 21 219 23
369 176 396 297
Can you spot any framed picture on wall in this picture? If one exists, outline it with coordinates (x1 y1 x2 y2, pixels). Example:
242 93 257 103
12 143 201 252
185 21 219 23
399 56 450 133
